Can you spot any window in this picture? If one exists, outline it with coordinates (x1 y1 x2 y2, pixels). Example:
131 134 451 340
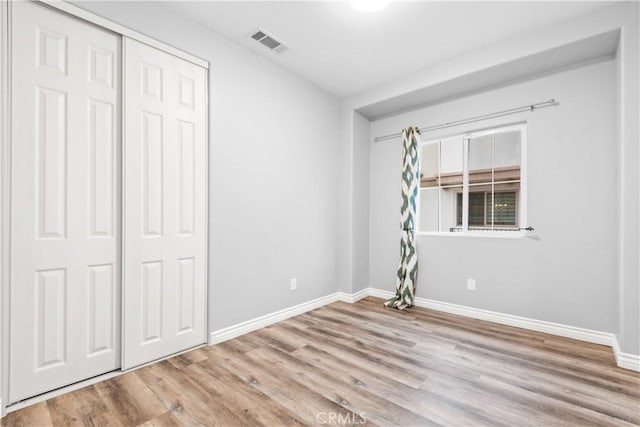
418 124 525 234
455 191 518 228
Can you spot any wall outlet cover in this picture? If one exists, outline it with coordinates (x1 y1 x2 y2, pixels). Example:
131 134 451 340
467 278 476 291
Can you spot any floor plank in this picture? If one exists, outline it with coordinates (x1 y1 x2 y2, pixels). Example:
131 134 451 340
3 297 639 426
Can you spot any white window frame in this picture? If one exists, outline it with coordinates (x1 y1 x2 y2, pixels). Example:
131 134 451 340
416 123 527 239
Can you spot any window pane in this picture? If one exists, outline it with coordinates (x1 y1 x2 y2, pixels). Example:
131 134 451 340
487 192 517 226
468 135 492 184
456 191 484 228
441 186 461 232
419 188 439 232
494 131 521 182
420 143 438 188
468 192 486 226
440 137 463 186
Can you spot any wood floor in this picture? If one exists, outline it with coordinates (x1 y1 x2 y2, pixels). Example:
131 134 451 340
3 297 640 426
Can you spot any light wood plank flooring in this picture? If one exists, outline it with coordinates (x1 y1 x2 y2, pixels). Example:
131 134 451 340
3 297 640 426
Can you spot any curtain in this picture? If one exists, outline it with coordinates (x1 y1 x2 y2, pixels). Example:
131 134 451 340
385 127 421 310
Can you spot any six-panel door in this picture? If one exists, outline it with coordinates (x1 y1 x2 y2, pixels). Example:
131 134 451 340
10 1 121 402
122 38 207 370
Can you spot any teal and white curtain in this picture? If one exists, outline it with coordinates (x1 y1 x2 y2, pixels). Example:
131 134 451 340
385 127 421 310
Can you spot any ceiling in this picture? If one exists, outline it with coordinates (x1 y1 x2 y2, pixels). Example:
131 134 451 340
165 1 614 98
359 29 620 119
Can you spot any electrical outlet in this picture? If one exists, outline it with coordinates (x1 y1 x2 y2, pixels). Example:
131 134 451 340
467 278 476 291
290 278 297 291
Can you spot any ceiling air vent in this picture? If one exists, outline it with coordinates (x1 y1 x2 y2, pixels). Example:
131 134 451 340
250 29 289 53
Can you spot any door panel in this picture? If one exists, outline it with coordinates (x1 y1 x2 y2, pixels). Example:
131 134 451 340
123 38 207 370
10 1 121 403
37 87 67 238
89 99 115 237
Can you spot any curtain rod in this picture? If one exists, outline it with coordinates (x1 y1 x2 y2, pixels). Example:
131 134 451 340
373 99 559 143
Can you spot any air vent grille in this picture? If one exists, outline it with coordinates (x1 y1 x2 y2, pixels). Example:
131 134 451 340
251 31 266 41
250 29 288 53
260 36 281 50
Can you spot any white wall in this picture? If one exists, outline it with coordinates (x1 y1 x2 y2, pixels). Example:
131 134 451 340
46 0 640 357
338 2 639 358
616 4 640 355
0 0 7 411
335 106 353 294
72 2 342 331
340 1 626 299
368 60 618 333
352 112 371 293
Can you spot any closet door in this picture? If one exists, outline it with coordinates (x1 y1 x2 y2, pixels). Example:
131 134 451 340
123 38 207 369
10 1 121 402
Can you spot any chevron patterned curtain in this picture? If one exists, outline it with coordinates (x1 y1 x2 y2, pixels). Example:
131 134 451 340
385 127 421 310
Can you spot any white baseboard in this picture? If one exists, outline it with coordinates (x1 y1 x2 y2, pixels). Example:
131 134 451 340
616 352 640 371
368 288 395 300
208 288 373 345
5 287 635 418
336 288 370 303
423 296 615 347
368 287 638 372
209 292 343 345
207 286 639 372
612 339 640 371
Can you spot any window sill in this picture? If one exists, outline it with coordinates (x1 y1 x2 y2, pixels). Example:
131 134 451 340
417 231 531 239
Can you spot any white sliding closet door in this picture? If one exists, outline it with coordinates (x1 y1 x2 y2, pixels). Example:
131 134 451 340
123 38 207 370
10 1 121 403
